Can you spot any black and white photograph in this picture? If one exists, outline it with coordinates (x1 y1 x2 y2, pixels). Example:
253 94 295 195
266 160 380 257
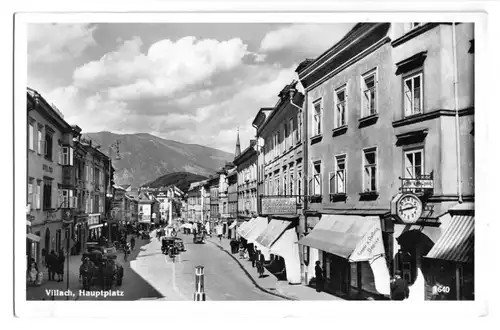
10 1 495 321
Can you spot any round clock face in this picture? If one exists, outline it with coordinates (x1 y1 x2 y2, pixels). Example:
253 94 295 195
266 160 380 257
397 194 423 224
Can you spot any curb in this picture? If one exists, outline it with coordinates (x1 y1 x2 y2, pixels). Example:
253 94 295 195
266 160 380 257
207 239 296 301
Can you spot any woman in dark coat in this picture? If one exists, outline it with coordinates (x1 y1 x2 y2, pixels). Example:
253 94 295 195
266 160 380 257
315 261 324 292
57 249 65 282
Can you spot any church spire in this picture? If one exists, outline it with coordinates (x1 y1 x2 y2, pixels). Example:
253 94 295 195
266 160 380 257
235 127 241 158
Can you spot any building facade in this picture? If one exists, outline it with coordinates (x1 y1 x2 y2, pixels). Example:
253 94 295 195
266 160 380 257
234 140 258 221
27 87 77 264
296 23 474 300
208 175 220 228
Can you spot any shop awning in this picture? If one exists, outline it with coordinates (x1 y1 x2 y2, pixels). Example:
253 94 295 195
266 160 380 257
237 219 257 239
228 221 238 229
246 217 269 244
425 215 474 263
255 219 290 248
89 223 104 230
297 215 385 262
270 228 301 284
26 233 41 242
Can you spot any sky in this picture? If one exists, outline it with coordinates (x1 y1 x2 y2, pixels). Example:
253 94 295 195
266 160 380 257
27 22 355 153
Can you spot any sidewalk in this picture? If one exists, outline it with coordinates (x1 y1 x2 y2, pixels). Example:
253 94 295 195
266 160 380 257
207 237 344 301
26 235 150 301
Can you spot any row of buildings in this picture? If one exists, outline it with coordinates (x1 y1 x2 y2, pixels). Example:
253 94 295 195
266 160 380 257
186 22 475 301
26 87 185 267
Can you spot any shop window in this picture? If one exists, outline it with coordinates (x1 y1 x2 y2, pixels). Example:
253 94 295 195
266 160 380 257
404 73 423 117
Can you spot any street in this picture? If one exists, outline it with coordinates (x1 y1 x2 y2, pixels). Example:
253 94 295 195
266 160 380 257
126 231 283 301
28 230 284 301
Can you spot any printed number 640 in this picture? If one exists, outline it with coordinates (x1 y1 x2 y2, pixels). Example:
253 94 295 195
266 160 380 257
432 285 450 294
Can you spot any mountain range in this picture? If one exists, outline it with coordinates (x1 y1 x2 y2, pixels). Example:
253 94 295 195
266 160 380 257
84 131 233 188
142 172 209 192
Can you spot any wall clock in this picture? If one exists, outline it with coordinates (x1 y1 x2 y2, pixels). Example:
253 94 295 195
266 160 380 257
396 193 423 224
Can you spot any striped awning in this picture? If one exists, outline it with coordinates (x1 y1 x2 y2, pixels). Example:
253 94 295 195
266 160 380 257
255 219 290 248
425 215 474 263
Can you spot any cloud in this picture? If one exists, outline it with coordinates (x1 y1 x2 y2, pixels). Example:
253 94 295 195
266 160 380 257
260 23 355 56
28 23 97 64
73 36 250 101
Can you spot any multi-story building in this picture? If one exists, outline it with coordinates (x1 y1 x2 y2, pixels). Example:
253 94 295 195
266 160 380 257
208 174 220 228
27 87 78 264
234 140 258 220
296 23 474 300
246 82 305 285
187 180 209 223
227 167 238 238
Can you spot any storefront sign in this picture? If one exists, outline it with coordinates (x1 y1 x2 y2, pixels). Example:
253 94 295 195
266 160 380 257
88 214 100 226
42 164 53 173
351 221 385 262
261 196 297 215
400 176 434 190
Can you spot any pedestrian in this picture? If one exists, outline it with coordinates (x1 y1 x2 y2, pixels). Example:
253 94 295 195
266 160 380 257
57 249 65 282
257 251 265 278
315 261 324 292
27 257 39 284
130 237 136 251
47 250 57 281
250 248 256 268
390 270 410 301
41 248 47 268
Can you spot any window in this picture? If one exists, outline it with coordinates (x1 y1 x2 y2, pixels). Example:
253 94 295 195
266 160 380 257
362 71 377 117
289 117 294 147
283 168 288 195
28 180 34 205
44 132 53 161
86 164 89 182
28 123 34 150
363 148 377 192
284 123 288 151
289 167 295 195
43 179 52 209
274 131 279 158
335 87 347 128
331 154 347 194
37 129 43 154
313 161 322 195
62 147 74 166
404 73 423 116
297 171 302 197
404 149 424 178
36 181 41 209
297 110 302 143
275 174 280 195
312 100 322 136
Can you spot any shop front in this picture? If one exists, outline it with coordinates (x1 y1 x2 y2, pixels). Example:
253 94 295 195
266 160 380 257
298 215 391 299
228 220 238 239
26 232 41 266
87 214 103 248
423 205 474 300
255 218 301 284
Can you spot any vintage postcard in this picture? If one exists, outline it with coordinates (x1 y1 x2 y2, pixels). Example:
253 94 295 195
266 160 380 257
13 4 490 320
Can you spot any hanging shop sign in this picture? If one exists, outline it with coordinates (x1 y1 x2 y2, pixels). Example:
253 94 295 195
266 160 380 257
399 174 434 191
260 196 297 215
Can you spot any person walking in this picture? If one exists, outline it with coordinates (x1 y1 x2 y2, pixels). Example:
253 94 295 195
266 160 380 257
257 251 265 278
315 261 324 292
57 249 65 282
390 270 410 301
250 247 256 268
47 250 57 281
130 237 136 251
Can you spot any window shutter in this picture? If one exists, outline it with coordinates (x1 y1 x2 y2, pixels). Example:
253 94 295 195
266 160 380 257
69 147 74 166
329 172 335 194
